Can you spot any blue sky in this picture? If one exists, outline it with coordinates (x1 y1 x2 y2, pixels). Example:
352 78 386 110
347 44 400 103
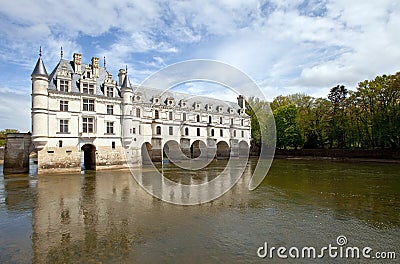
0 0 399 131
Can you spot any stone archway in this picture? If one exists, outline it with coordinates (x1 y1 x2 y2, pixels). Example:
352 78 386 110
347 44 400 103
141 142 153 165
163 140 182 162
190 140 207 159
239 141 250 157
81 144 96 170
216 141 230 159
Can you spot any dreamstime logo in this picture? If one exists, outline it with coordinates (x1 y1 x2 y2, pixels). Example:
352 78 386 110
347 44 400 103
126 60 276 205
257 235 397 260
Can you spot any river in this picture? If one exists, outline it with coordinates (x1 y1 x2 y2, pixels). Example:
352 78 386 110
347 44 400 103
0 158 399 263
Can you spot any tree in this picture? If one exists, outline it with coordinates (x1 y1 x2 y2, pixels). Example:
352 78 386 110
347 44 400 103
0 129 20 146
273 104 303 149
327 85 348 148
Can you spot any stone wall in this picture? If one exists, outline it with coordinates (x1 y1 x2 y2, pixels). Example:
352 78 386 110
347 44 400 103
3 133 31 174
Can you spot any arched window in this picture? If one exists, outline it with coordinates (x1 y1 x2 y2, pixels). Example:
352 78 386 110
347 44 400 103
155 110 159 119
185 127 189 136
208 116 212 124
196 114 200 122
156 126 161 135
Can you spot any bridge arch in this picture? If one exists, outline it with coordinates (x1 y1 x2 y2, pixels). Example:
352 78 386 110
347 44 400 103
163 140 181 162
141 142 153 165
238 140 250 157
190 140 207 159
216 141 230 159
81 144 96 170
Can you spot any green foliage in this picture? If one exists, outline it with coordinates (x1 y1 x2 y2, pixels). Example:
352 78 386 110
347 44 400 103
249 72 400 150
273 104 303 149
0 129 20 147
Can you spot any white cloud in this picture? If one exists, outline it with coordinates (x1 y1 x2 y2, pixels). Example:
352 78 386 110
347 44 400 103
0 0 400 128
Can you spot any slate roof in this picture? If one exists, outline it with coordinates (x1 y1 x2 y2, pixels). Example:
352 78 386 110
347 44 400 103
31 56 48 77
47 59 243 115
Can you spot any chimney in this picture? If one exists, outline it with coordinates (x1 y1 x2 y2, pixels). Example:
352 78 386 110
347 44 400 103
91 57 99 77
73 53 82 73
237 95 245 108
118 69 126 86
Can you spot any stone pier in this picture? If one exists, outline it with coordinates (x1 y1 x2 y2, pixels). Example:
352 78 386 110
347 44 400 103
3 133 32 174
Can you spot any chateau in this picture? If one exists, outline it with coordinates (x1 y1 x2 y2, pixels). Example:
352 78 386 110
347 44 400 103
31 50 251 173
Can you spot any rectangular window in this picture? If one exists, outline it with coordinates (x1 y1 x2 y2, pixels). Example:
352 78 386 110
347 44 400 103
138 125 141 135
220 129 223 137
106 122 114 134
82 83 95 94
136 108 141 118
231 118 234 125
106 87 114 97
234 130 236 137
59 119 68 133
241 131 244 137
58 140 63 147
169 126 173 135
132 127 136 134
169 112 173 120
183 113 187 121
155 110 159 119
83 99 95 111
197 128 200 136
60 80 68 92
60 100 68 111
83 117 94 133
220 117 223 124
112 141 115 149
107 105 113 115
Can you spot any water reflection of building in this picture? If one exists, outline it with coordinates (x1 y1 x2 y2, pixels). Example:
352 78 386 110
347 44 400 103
30 162 254 262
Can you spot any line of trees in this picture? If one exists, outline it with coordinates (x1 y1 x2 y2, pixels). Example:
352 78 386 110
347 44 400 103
246 72 400 150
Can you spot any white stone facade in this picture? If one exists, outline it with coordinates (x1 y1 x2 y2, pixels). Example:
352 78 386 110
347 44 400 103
31 52 251 173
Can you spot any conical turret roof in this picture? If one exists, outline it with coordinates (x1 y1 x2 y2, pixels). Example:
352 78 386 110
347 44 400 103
31 51 48 77
121 67 131 88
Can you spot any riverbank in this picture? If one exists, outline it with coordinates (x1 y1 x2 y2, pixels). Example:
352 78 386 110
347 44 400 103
273 148 400 164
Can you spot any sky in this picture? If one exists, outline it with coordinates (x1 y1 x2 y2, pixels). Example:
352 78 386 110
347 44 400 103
0 0 399 131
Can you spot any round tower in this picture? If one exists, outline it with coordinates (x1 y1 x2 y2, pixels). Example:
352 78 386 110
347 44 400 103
31 47 49 150
120 66 133 147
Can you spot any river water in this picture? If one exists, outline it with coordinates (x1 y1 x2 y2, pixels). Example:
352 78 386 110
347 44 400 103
0 158 399 263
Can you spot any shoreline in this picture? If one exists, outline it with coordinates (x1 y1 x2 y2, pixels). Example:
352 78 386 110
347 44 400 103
272 155 400 164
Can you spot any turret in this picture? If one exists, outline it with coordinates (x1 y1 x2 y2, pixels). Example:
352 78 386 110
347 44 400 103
237 95 245 109
31 47 49 150
120 66 133 147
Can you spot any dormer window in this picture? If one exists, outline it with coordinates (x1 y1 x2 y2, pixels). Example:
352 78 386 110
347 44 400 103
217 106 223 113
153 97 160 104
180 100 187 108
57 64 71 92
106 86 114 97
238 109 244 115
206 104 212 111
228 107 234 114
82 82 95 94
194 102 201 110
59 80 69 92
166 97 175 106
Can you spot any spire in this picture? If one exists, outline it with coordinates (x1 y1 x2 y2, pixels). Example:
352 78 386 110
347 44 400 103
60 46 63 59
121 65 131 88
31 47 48 77
103 56 106 69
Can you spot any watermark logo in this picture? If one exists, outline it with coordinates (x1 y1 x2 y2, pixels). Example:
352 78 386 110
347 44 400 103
257 235 397 260
125 60 276 205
